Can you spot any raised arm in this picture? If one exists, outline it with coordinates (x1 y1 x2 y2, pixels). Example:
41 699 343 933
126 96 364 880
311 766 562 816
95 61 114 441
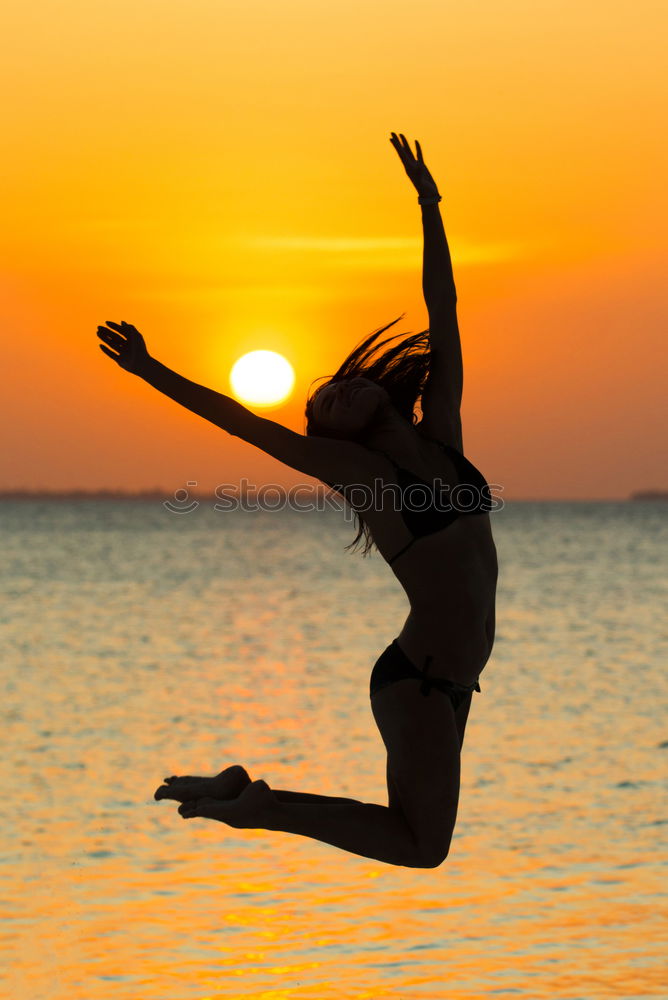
390 133 463 448
420 199 463 435
96 320 379 488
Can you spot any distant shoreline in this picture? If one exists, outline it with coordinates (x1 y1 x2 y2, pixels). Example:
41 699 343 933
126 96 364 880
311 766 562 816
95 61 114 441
0 490 172 500
628 490 668 501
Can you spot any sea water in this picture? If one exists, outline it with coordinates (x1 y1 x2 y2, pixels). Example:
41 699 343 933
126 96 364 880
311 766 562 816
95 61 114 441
1 499 666 999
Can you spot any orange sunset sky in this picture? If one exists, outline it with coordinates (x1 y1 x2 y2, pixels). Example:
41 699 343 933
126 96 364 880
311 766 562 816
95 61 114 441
3 0 666 498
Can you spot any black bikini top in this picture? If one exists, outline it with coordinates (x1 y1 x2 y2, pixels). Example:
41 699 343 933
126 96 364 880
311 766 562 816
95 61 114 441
373 441 493 565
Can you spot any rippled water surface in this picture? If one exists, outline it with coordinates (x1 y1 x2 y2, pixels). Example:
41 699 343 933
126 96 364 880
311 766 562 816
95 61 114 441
1 499 666 998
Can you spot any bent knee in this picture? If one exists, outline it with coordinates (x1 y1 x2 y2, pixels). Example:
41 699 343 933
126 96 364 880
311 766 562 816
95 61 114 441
419 844 450 868
411 831 451 868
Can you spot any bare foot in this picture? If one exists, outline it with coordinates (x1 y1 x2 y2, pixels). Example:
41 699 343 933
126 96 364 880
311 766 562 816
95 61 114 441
154 764 251 803
177 779 275 828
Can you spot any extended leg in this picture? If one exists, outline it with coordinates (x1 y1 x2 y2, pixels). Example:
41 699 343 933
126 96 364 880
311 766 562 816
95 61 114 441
166 680 462 869
179 778 428 868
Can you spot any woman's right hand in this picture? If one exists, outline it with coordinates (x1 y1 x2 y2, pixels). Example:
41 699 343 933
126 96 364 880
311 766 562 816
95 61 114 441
97 320 151 376
389 132 441 199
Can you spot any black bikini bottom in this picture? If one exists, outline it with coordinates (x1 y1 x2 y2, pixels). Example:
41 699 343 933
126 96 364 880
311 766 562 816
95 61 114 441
369 639 481 712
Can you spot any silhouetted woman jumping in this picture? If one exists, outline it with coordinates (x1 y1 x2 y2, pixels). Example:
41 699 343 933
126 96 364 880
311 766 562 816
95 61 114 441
97 132 498 868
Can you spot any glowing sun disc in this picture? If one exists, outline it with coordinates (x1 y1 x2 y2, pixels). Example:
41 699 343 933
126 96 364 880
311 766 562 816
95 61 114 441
230 350 295 407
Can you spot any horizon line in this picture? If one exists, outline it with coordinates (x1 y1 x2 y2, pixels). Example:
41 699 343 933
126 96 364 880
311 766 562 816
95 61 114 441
0 489 664 503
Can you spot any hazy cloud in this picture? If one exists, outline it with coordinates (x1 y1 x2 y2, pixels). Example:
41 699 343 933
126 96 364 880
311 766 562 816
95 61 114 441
239 234 524 264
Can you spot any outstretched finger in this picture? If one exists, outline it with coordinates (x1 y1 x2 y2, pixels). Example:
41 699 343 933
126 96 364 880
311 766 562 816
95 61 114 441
415 139 424 163
390 133 412 167
399 133 415 158
106 321 129 337
99 343 120 362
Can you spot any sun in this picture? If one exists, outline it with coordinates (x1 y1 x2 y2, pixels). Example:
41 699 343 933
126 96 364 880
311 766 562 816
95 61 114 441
229 350 296 407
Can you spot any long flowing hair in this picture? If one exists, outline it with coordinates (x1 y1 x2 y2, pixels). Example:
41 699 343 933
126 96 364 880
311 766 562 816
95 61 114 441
304 314 431 557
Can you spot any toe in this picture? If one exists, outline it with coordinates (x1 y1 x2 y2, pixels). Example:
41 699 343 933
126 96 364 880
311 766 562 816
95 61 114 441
156 779 209 803
155 778 191 800
178 797 224 821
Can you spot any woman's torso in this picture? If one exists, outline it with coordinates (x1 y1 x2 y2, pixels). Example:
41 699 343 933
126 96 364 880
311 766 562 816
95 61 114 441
350 429 498 686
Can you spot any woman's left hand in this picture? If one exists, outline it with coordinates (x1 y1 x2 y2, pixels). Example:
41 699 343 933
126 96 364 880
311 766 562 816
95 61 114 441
389 132 441 199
